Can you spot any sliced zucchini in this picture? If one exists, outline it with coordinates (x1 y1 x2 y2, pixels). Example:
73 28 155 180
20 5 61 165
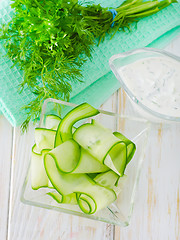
48 139 81 173
73 122 127 176
113 132 136 164
44 152 94 195
31 102 136 215
31 144 50 190
57 103 99 143
76 183 117 214
44 153 116 214
45 114 61 130
48 140 109 174
72 148 109 174
47 191 77 205
94 170 119 188
35 128 56 151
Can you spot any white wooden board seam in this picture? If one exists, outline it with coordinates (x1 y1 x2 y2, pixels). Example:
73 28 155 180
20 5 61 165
0 117 13 240
4 127 14 240
7 128 15 240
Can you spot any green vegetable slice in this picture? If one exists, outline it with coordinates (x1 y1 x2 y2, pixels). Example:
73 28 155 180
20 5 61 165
44 153 116 214
87 173 98 179
50 140 109 174
73 122 127 176
76 183 117 214
31 144 50 190
47 139 81 173
45 114 61 130
31 103 137 214
35 128 56 151
44 152 94 195
77 195 92 214
47 191 77 205
32 143 41 154
57 103 99 143
72 148 109 174
94 170 119 188
113 132 136 164
94 170 127 195
54 125 77 148
107 142 127 176
54 130 62 148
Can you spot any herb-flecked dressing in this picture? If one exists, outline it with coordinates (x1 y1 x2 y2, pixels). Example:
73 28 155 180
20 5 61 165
118 57 180 118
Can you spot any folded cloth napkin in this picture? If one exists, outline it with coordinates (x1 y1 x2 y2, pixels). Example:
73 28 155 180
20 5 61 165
0 0 180 126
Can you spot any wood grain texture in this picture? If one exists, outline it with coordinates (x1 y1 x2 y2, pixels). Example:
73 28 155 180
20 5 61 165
7 94 117 240
1 34 180 240
0 116 13 240
114 36 180 240
115 122 180 240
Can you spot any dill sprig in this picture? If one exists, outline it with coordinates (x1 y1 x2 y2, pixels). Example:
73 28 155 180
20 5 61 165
0 0 176 131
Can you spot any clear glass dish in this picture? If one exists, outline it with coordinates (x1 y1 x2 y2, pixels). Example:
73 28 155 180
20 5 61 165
21 98 149 226
109 48 180 123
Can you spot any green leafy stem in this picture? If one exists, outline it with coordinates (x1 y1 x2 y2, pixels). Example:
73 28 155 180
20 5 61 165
0 0 177 131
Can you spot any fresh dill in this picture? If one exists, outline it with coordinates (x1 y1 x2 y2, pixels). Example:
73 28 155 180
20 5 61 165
0 0 176 131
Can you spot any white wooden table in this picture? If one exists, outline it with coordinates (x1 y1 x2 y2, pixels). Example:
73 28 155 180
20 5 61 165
0 37 180 240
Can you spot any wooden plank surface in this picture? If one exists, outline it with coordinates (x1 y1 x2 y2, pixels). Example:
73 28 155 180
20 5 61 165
114 36 180 240
114 122 180 240
7 94 117 240
0 116 13 240
0 36 179 240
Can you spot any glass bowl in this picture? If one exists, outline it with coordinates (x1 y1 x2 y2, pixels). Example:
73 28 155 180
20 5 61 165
21 98 149 226
109 48 180 123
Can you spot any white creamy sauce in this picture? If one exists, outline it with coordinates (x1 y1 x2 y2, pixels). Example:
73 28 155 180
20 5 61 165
118 57 180 118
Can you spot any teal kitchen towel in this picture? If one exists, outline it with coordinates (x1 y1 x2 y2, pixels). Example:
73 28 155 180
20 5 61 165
0 0 180 126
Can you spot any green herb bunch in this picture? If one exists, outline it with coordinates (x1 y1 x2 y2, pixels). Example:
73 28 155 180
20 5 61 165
0 0 176 130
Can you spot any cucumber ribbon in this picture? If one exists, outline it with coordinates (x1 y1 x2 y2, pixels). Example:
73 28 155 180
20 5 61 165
31 103 136 214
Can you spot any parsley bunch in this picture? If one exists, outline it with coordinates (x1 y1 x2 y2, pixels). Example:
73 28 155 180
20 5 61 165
0 0 176 130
